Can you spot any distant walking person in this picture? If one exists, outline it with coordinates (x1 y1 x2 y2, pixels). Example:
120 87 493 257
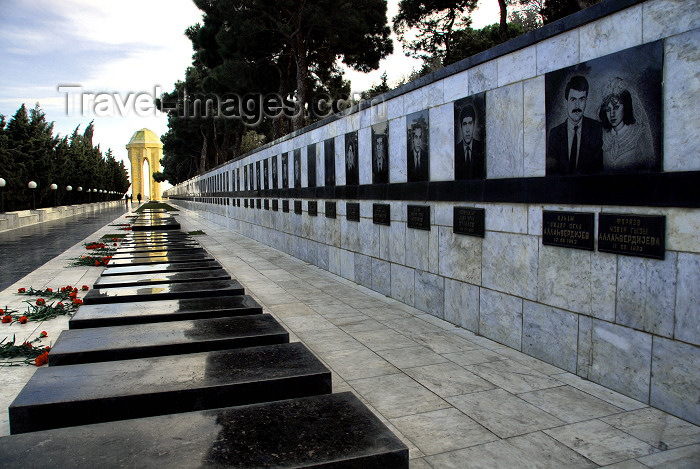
137 193 142 204
124 194 129 208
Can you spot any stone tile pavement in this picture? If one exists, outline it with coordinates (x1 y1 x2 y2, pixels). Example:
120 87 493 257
0 205 698 468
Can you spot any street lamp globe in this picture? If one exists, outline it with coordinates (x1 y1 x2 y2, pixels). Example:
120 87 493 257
0 178 6 188
50 183 58 190
28 181 37 189
66 186 72 191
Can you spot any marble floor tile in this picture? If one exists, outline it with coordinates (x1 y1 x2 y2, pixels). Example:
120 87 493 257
465 359 562 394
351 329 418 351
447 389 564 438
322 347 400 381
408 458 432 469
335 317 386 333
267 302 318 318
424 431 597 469
553 372 649 411
400 331 479 354
519 385 624 423
377 345 448 369
349 373 450 419
280 314 337 332
295 328 364 353
495 346 567 375
403 362 496 398
442 349 508 366
601 407 700 450
635 443 700 468
390 408 498 456
544 419 658 466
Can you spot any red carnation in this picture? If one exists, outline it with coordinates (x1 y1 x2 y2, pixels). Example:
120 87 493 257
35 352 49 367
19 316 28 324
2 315 12 323
18 288 26 293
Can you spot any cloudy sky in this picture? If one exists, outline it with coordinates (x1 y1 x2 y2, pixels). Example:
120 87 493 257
0 0 500 182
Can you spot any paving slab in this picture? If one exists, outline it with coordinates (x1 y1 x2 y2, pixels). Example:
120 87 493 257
105 252 214 267
69 294 262 328
83 279 244 304
109 248 206 259
9 342 331 434
101 259 222 276
93 268 231 289
49 315 289 366
0 392 408 468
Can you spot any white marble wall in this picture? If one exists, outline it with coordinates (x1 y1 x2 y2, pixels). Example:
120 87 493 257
169 0 700 426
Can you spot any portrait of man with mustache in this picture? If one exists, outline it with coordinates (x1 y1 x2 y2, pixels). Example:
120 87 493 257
546 75 603 175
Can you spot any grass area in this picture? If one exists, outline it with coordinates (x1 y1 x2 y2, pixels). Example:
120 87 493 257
188 230 206 235
134 201 179 212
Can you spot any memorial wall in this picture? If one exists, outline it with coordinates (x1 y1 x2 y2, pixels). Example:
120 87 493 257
166 0 700 425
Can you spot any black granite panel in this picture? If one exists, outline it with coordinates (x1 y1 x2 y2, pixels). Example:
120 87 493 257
325 201 336 218
453 207 485 237
373 204 390 226
109 248 205 260
272 199 279 211
283 200 289 213
115 244 200 255
598 213 665 259
101 260 221 277
542 211 594 251
49 315 288 366
347 202 360 222
132 223 181 232
264 199 269 210
83 279 244 304
407 205 430 230
256 199 262 209
0 393 408 468
294 200 302 215
9 342 331 434
308 201 318 217
69 295 261 329
105 253 214 267
93 269 231 289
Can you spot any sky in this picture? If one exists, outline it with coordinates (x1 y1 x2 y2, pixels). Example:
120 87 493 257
0 0 501 188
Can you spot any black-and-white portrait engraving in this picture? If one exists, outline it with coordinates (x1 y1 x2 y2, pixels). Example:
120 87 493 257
271 156 278 189
407 110 429 182
546 41 663 175
324 137 335 187
345 130 359 185
263 159 269 190
236 168 240 191
244 164 249 190
282 153 289 189
372 122 389 184
255 161 261 190
307 143 317 188
454 93 486 180
293 148 301 188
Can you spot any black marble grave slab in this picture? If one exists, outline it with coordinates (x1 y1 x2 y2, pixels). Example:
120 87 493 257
69 295 262 328
272 199 279 211
542 210 594 250
105 252 214 267
132 222 181 232
283 200 289 212
308 200 318 216
453 207 485 237
373 204 390 225
407 205 431 230
82 279 244 304
109 248 205 259
294 200 302 214
9 342 331 434
114 243 201 255
0 392 408 468
93 269 231 289
49 315 288 366
326 201 337 218
121 233 190 242
598 213 665 259
101 259 221 276
347 202 360 222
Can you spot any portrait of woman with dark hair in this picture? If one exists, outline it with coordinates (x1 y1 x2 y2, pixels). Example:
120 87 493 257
598 77 654 171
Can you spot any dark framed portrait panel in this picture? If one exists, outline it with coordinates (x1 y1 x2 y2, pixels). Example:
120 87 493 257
244 164 249 190
255 161 261 190
454 92 486 180
281 153 289 189
293 148 301 188
307 143 317 188
263 159 269 190
372 122 389 184
545 40 663 176
345 130 359 185
271 156 278 189
407 110 429 182
324 137 335 187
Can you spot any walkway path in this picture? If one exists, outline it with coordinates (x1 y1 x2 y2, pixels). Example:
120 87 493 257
0 204 128 291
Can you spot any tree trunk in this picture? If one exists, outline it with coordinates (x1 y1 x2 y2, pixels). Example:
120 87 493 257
293 38 308 131
498 0 508 41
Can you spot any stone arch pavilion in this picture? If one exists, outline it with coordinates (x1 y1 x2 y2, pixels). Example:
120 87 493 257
126 128 163 201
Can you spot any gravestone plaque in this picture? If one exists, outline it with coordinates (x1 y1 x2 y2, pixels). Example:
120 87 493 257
407 205 431 230
453 207 485 237
373 204 390 226
236 199 240 207
542 211 594 250
308 201 318 217
282 200 289 213
346 202 360 222
272 199 279 211
256 199 261 209
598 213 665 259
249 199 254 208
244 199 249 208
264 199 269 210
294 200 302 215
325 201 336 219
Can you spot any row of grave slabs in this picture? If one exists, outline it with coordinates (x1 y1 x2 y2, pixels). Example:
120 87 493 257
1 208 408 468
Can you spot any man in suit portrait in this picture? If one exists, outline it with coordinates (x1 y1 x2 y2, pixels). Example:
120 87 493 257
455 104 485 179
271 156 278 189
372 132 389 184
407 120 429 182
282 154 289 188
547 75 603 175
345 133 359 185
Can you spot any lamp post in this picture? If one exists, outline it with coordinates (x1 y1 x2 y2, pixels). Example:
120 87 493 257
0 178 6 213
66 185 72 205
50 183 58 207
77 187 82 204
28 181 37 210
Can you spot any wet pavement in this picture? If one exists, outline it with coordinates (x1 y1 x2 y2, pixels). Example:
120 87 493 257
0 204 128 291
